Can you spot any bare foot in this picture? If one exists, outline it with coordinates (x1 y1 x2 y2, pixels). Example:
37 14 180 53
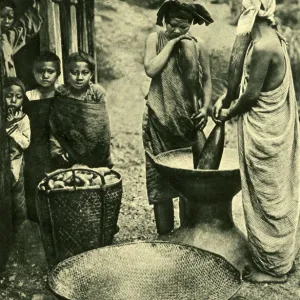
242 265 288 284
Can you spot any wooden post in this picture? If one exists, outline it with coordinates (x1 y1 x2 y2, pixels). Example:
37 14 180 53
0 29 13 272
69 0 79 54
81 0 89 53
39 0 64 84
86 0 97 82
77 0 89 53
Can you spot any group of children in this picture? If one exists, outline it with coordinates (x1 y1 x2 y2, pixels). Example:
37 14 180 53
4 50 112 229
1 0 112 237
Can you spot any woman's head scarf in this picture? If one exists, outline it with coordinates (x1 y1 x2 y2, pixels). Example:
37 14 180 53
236 0 276 35
156 0 214 27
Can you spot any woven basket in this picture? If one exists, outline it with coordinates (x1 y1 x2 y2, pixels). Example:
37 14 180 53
48 241 242 300
36 168 122 268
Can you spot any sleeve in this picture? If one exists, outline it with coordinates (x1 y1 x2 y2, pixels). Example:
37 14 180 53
8 115 31 150
8 0 43 55
49 133 65 158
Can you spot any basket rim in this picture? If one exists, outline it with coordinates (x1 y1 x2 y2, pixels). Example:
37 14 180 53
48 240 242 279
48 241 243 300
38 169 122 193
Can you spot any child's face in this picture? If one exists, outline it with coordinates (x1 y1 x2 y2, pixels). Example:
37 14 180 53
166 18 191 39
0 6 15 32
33 61 59 88
67 61 92 91
4 85 24 110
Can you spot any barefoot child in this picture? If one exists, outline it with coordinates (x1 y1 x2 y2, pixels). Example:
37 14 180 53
50 51 113 169
4 77 30 232
1 0 42 77
23 51 61 222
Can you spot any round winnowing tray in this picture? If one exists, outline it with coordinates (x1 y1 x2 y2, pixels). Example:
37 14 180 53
48 241 242 300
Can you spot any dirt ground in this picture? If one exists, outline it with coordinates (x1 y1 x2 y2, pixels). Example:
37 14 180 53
1 1 300 299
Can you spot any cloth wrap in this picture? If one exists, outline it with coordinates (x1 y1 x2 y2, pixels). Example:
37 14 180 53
238 36 300 276
143 31 203 204
236 0 276 35
23 98 53 221
50 95 112 168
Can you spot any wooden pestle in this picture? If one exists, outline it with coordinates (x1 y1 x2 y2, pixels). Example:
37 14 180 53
196 122 225 170
195 34 252 170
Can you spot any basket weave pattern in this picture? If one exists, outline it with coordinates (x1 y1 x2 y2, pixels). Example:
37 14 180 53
49 242 241 300
36 170 122 268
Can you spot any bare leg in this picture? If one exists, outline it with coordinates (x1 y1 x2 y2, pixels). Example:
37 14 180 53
154 200 174 235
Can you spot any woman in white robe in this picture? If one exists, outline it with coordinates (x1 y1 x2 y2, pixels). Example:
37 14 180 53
213 0 300 283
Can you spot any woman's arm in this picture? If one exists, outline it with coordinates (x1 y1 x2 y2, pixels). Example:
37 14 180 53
144 32 192 78
191 40 212 130
198 39 212 110
217 42 272 122
226 43 271 119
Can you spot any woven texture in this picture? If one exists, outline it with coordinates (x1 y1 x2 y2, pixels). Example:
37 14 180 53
36 170 122 268
49 242 241 300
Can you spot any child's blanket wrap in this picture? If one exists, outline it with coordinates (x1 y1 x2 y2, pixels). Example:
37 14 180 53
49 95 112 168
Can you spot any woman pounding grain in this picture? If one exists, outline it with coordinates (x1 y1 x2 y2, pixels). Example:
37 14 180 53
143 0 213 235
213 0 300 283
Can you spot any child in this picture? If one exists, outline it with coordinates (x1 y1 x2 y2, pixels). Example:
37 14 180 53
50 51 113 169
4 77 30 232
26 51 61 100
1 0 43 77
23 51 61 222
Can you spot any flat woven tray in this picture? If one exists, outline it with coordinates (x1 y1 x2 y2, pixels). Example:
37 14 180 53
49 241 241 300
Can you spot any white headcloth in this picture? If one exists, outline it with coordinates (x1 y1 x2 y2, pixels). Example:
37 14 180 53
236 0 276 35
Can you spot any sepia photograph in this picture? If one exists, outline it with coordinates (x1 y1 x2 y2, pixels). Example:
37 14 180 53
0 0 300 299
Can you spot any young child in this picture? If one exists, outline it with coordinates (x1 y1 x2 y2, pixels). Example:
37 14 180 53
23 51 61 222
26 51 61 100
50 51 113 169
1 0 43 77
4 77 31 232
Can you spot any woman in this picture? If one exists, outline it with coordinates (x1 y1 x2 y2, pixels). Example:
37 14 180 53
143 0 213 234
213 0 300 283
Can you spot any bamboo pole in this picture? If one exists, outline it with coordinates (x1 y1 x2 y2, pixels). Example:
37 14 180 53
69 0 79 54
81 0 89 53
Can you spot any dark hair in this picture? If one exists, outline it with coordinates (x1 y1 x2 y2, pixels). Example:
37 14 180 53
66 51 95 73
164 12 193 25
1 0 16 11
4 77 26 99
33 51 61 76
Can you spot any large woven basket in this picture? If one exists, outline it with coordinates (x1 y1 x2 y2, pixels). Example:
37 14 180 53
36 168 122 268
48 241 242 300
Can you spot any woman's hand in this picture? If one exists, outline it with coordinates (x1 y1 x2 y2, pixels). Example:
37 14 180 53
218 109 230 122
212 94 226 124
191 107 208 131
169 34 194 46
